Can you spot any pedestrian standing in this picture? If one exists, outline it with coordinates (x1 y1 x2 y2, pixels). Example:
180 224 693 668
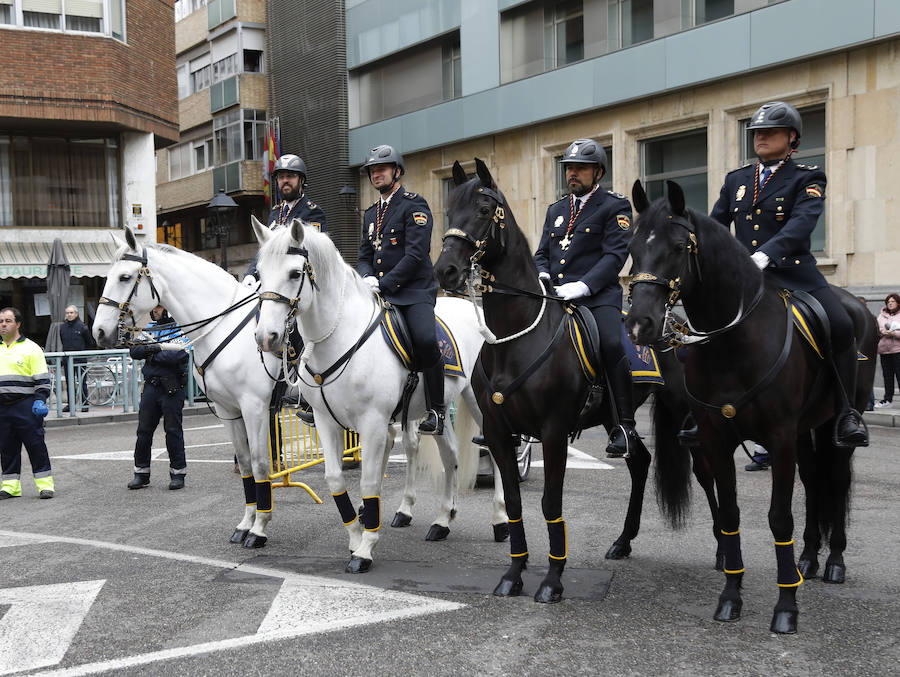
875 292 900 408
60 305 96 412
126 306 189 491
0 307 54 499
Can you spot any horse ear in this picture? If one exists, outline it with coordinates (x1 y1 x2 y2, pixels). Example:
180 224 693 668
631 180 649 214
452 161 468 186
289 219 305 245
666 180 686 215
474 157 495 189
124 226 137 251
250 214 270 244
110 231 128 252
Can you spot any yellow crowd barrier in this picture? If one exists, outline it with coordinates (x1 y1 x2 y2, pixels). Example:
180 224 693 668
268 406 362 503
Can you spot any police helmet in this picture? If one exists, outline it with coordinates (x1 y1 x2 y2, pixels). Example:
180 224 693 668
272 154 308 182
747 102 802 148
363 145 405 176
559 138 607 173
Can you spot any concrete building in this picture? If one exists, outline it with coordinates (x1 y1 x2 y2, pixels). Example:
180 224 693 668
156 0 270 276
346 0 900 299
0 0 178 339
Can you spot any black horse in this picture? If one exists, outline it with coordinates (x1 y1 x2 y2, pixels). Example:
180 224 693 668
434 158 717 603
625 180 877 634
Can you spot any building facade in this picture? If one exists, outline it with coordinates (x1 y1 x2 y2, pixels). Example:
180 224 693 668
346 0 900 298
156 0 270 276
0 0 179 339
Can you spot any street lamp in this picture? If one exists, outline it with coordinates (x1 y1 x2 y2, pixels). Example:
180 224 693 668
207 189 238 271
338 184 358 214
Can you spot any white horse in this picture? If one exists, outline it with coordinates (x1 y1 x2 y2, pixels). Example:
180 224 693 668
94 227 288 548
252 217 506 572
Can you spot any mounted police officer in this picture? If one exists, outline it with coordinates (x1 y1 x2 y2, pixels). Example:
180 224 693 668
710 100 867 450
534 139 637 457
356 144 445 435
127 306 190 490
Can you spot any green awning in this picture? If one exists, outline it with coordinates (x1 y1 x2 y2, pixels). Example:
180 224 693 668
0 239 119 279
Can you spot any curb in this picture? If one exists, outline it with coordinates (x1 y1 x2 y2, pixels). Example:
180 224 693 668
45 404 212 428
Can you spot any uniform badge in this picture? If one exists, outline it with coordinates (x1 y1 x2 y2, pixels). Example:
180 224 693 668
805 184 823 198
368 223 374 237
616 214 631 230
735 185 746 201
412 211 428 226
390 237 398 245
310 222 321 231
554 215 564 228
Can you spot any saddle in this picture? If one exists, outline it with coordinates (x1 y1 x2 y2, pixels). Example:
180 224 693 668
379 303 466 377
788 290 829 360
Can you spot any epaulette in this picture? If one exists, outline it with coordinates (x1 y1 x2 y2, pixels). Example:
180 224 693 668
795 163 819 170
306 199 317 208
403 191 418 199
607 190 626 199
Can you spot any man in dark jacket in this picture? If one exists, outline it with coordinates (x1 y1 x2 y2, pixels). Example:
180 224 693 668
60 305 95 412
126 306 190 491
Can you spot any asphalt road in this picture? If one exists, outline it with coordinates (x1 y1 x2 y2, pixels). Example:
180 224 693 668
1 407 898 676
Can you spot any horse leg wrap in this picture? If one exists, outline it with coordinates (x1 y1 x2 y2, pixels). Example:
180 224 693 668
775 539 803 587
255 480 273 513
362 496 381 531
721 529 745 574
546 517 567 561
242 475 256 506
509 518 528 559
333 491 358 525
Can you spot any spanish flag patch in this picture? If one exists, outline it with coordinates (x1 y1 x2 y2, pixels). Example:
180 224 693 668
412 211 429 226
616 214 631 230
805 184 823 198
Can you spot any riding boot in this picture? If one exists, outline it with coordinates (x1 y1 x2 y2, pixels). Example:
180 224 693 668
605 356 640 458
677 413 700 448
296 394 315 427
832 347 868 448
419 361 445 436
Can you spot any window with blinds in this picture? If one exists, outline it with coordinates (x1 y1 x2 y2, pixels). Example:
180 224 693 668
5 0 123 37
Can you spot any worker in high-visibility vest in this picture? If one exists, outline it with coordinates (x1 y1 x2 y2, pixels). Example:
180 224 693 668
0 307 54 499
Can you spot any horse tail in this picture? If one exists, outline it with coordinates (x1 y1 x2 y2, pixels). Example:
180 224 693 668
652 390 693 530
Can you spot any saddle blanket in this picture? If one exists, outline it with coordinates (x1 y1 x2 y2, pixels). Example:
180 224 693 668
566 311 664 385
380 310 465 377
788 299 867 361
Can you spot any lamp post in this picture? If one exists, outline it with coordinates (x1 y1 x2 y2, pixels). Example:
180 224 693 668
207 189 238 271
338 184 358 214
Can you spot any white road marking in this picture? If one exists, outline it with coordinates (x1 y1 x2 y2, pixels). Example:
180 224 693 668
53 442 233 462
533 446 614 470
0 580 105 676
0 530 464 676
183 423 225 431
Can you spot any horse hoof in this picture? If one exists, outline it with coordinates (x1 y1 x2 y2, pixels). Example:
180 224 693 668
493 578 523 597
534 584 563 604
713 598 742 622
770 609 798 634
346 556 372 574
714 553 725 571
493 523 509 542
604 541 632 560
242 534 267 549
425 524 450 541
230 529 249 544
797 557 819 579
391 512 412 528
823 561 846 584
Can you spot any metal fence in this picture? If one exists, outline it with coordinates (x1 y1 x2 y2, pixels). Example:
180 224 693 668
44 349 205 417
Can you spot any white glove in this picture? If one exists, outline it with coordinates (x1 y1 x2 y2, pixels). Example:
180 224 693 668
363 276 380 291
554 281 590 301
538 271 551 282
750 251 771 270
242 274 260 290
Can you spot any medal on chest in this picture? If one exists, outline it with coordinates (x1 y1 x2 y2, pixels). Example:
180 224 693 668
559 233 572 251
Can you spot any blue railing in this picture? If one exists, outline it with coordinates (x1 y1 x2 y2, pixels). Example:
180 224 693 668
44 349 205 418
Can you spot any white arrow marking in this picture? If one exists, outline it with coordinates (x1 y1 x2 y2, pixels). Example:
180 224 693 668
0 580 105 675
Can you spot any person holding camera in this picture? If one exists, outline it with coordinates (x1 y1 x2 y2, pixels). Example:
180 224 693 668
127 306 189 491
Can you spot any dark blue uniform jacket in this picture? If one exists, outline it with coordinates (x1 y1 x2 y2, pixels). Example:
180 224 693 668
710 159 827 292
356 186 438 306
534 190 632 309
246 195 326 278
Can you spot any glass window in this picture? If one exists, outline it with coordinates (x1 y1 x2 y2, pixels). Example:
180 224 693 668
65 0 103 32
193 139 212 171
0 2 11 24
212 54 237 83
555 145 613 200
243 49 263 73
622 0 654 46
500 0 584 84
177 64 190 99
641 129 708 212
191 65 210 93
243 109 267 161
213 109 265 165
3 135 119 228
442 39 461 101
175 0 207 22
740 105 826 251
544 0 584 70
110 0 123 40
695 0 733 24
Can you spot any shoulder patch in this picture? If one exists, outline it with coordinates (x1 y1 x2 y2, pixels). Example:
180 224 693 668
607 190 626 200
412 211 429 226
805 184 823 198
616 214 631 230
306 200 317 208
403 191 418 199
796 164 819 171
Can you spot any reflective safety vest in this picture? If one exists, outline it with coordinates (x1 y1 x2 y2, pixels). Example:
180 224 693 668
0 336 51 403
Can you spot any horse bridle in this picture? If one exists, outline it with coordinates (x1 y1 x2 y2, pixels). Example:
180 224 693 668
98 248 162 345
256 244 319 333
442 185 508 277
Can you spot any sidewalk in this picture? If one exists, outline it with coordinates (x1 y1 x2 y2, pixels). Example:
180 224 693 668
45 403 212 428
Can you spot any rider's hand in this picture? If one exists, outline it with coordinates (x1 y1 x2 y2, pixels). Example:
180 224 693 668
242 274 260 290
554 281 590 301
538 271 551 282
363 276 380 292
32 400 49 418
750 251 771 270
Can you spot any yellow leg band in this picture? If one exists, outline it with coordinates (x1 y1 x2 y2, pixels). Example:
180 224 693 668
724 567 745 574
721 529 740 536
774 539 794 546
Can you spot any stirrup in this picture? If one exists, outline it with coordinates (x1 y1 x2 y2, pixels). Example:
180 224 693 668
419 409 444 436
606 423 638 459
296 403 315 427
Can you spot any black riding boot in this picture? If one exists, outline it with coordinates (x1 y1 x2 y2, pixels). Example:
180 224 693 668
296 394 315 427
419 362 445 436
605 356 640 458
833 347 868 448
